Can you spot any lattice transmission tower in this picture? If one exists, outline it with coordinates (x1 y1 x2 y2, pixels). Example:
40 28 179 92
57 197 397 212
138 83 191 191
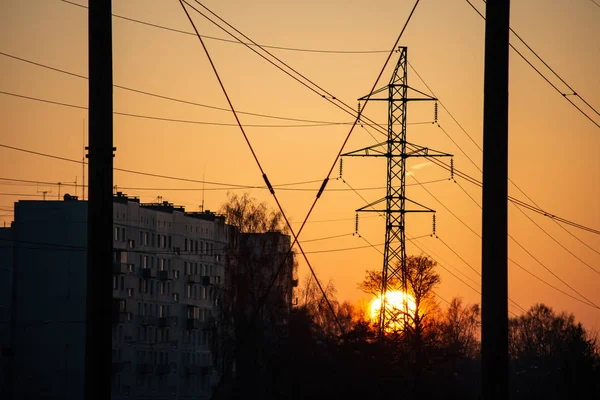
342 47 452 338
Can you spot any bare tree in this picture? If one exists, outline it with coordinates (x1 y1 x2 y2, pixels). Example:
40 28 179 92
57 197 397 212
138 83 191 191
438 297 480 359
297 275 342 340
405 255 441 340
212 193 295 399
219 192 287 234
508 303 600 399
358 255 441 337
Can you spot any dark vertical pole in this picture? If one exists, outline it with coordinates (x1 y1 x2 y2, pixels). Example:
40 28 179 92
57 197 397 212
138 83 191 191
481 1 510 400
85 1 113 399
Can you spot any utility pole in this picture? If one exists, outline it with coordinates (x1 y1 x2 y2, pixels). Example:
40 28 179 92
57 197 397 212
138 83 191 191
85 1 113 399
481 1 510 400
342 47 452 338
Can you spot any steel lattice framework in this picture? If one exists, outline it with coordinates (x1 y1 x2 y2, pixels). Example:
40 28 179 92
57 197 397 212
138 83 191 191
343 47 452 338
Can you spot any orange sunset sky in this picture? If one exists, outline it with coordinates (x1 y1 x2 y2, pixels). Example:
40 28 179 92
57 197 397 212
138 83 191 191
1 0 599 329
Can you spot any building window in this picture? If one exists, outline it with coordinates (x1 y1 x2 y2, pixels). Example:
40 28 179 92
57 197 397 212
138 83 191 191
144 232 149 246
151 233 155 247
121 227 126 242
174 270 179 279
202 287 207 300
128 239 135 249
186 285 191 298
113 276 118 289
168 236 172 248
127 288 134 297
120 276 125 290
173 293 179 303
114 227 119 241
184 239 188 252
159 281 165 295
128 264 135 273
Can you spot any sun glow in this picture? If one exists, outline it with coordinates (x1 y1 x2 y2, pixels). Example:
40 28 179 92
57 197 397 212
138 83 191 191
370 291 417 330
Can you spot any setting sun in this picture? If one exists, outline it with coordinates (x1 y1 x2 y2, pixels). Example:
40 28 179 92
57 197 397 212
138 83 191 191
370 291 417 330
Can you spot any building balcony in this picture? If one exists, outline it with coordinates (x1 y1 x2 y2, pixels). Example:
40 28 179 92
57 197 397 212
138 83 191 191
140 315 159 326
112 262 128 274
187 274 199 283
112 361 124 375
156 364 171 375
185 365 209 376
159 316 177 327
186 318 202 330
142 268 157 279
138 363 154 375
112 311 129 324
158 270 174 280
201 275 211 286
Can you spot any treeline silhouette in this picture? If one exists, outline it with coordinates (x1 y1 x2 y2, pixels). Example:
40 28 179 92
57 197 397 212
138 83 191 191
211 194 600 399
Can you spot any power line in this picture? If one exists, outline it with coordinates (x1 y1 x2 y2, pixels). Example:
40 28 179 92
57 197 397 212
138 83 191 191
0 50 365 126
408 235 480 286
0 176 446 193
408 62 483 152
180 0 347 337
410 169 600 310
350 177 524 311
426 156 600 235
510 202 600 276
508 257 599 309
464 0 600 129
509 179 600 257
408 66 600 239
59 0 389 55
0 89 350 128
435 236 480 277
5 6 598 242
508 233 599 309
410 174 482 238
2 138 597 236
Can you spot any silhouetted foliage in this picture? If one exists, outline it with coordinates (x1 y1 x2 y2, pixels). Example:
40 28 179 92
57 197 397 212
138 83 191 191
218 192 287 234
212 194 295 399
509 303 600 399
213 233 600 400
438 297 481 359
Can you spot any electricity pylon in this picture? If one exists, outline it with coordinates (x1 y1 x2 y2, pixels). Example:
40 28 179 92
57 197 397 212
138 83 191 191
342 47 452 338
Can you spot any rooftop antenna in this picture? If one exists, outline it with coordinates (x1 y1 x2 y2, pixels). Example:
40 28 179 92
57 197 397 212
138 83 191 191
37 186 52 200
82 119 86 200
58 178 78 199
200 167 206 212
